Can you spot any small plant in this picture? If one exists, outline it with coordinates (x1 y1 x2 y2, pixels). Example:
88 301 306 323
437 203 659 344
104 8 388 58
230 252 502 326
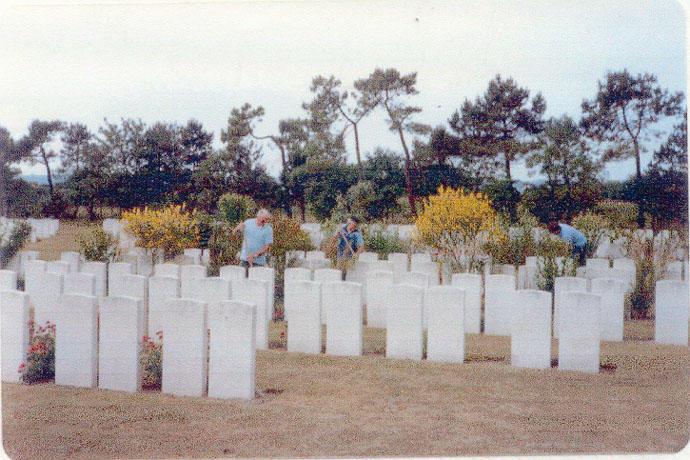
19 320 55 384
365 228 409 258
217 193 257 225
76 227 117 262
484 206 538 267
140 331 163 390
594 200 637 233
0 220 32 268
535 236 575 292
207 222 243 275
122 204 200 261
572 211 611 258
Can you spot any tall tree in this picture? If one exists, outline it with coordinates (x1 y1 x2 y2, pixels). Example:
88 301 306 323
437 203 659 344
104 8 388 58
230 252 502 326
580 69 684 226
16 120 65 200
354 68 430 215
449 74 546 182
304 75 377 176
527 115 600 219
652 110 687 174
60 123 92 174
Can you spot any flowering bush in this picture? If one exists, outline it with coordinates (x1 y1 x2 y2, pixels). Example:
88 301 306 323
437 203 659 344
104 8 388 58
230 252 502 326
140 331 163 390
122 204 200 261
415 186 499 272
77 227 117 262
535 236 576 292
19 320 55 384
217 193 257 225
0 220 32 268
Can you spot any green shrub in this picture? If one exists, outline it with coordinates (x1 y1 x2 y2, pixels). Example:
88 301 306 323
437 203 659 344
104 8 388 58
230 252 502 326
484 207 538 266
20 320 55 384
141 331 162 390
195 212 215 249
365 228 409 258
217 193 257 225
0 220 32 268
207 222 243 275
77 227 117 262
572 211 610 258
535 236 575 292
594 200 637 232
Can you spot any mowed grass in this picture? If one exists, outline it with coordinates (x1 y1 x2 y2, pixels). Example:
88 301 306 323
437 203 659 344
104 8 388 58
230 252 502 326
3 222 689 458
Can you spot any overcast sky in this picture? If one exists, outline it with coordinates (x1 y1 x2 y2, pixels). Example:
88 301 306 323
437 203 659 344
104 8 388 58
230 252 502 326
1 0 686 181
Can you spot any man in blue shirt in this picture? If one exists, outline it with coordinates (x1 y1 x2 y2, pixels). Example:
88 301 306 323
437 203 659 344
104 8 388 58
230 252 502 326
548 221 587 265
336 217 365 263
234 209 274 267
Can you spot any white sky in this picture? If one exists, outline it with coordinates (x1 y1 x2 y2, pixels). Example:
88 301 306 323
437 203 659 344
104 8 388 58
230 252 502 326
1 0 686 181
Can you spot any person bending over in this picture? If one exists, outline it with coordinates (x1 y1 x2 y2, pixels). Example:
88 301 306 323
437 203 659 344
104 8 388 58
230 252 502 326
547 221 587 266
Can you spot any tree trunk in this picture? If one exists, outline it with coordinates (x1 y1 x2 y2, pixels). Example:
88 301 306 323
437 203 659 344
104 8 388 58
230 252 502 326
634 141 645 228
396 127 417 216
504 152 512 181
40 147 54 197
353 123 364 179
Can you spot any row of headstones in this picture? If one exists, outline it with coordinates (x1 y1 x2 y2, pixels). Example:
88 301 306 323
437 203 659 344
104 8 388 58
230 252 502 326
0 290 256 399
0 218 59 243
16 257 276 349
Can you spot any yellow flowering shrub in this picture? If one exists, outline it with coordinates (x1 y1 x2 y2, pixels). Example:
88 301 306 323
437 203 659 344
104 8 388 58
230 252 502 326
122 205 200 261
415 186 499 271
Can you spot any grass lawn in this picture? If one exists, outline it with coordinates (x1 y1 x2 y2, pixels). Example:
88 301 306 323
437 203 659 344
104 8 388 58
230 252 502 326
4 222 688 458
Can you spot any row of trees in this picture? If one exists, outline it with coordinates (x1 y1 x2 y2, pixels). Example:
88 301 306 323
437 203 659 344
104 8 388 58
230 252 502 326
1 68 686 226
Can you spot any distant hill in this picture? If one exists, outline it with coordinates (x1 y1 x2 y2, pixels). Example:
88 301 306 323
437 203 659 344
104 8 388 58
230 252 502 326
21 174 66 185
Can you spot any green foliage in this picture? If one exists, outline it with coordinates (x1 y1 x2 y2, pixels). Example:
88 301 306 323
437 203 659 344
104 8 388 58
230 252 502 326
76 227 117 262
270 213 314 264
481 179 521 222
365 228 409 258
594 200 637 231
141 332 163 390
195 212 215 249
572 212 610 258
484 207 538 266
20 321 55 384
217 193 257 225
207 222 243 275
535 236 576 292
0 220 32 268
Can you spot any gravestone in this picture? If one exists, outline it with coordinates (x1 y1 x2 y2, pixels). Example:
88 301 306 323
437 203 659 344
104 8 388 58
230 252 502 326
108 262 134 296
208 301 256 400
285 280 322 354
396 271 429 289
161 298 208 397
345 261 370 303
365 270 395 328
180 264 207 280
586 258 610 270
387 253 409 274
451 273 481 334
248 266 275 320
0 290 30 382
148 276 180 336
24 260 47 297
517 265 527 289
313 268 342 324
553 276 588 338
359 252 379 263
413 261 440 286
110 274 148 332
386 284 424 360
55 294 98 388
559 292 601 373
0 270 17 291
323 281 363 356
410 253 432 270
665 261 683 280
18 251 39 277
484 274 516 336
368 260 394 273
63 272 96 296
32 272 63 327
183 248 202 265
60 251 81 273
590 278 626 342
155 263 181 279
426 286 464 363
655 279 689 346
46 260 71 275
525 256 539 289
231 278 269 350
305 250 327 261
284 268 313 321
511 290 552 369
99 296 144 392
219 265 246 281
81 261 107 297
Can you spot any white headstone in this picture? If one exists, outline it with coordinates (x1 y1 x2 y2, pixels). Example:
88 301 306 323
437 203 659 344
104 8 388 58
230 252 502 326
155 263 181 279
60 251 81 273
231 278 270 350
613 257 636 275
586 258 610 270
1 290 30 382
24 259 47 297
323 281 363 356
208 301 256 400
313 268 342 283
386 284 423 360
554 276 588 338
359 252 379 263
55 294 98 388
655 280 689 346
219 265 246 281
525 256 539 289
248 266 275 320
451 273 481 334
183 248 202 265
426 286 465 363
285 267 312 283
559 292 600 373
365 270 394 328
32 272 63 327
484 274 516 336
590 278 626 342
413 261 439 286
0 270 17 291
148 276 180 336
99 296 144 392
81 261 107 297
306 250 327 261
180 264 207 280
396 271 429 289
511 290 552 369
387 253 409 274
410 253 432 270
345 261 370 303
18 251 39 277
368 260 394 273
46 260 71 275
63 272 96 296
285 280 322 354
161 298 208 397
517 265 527 289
